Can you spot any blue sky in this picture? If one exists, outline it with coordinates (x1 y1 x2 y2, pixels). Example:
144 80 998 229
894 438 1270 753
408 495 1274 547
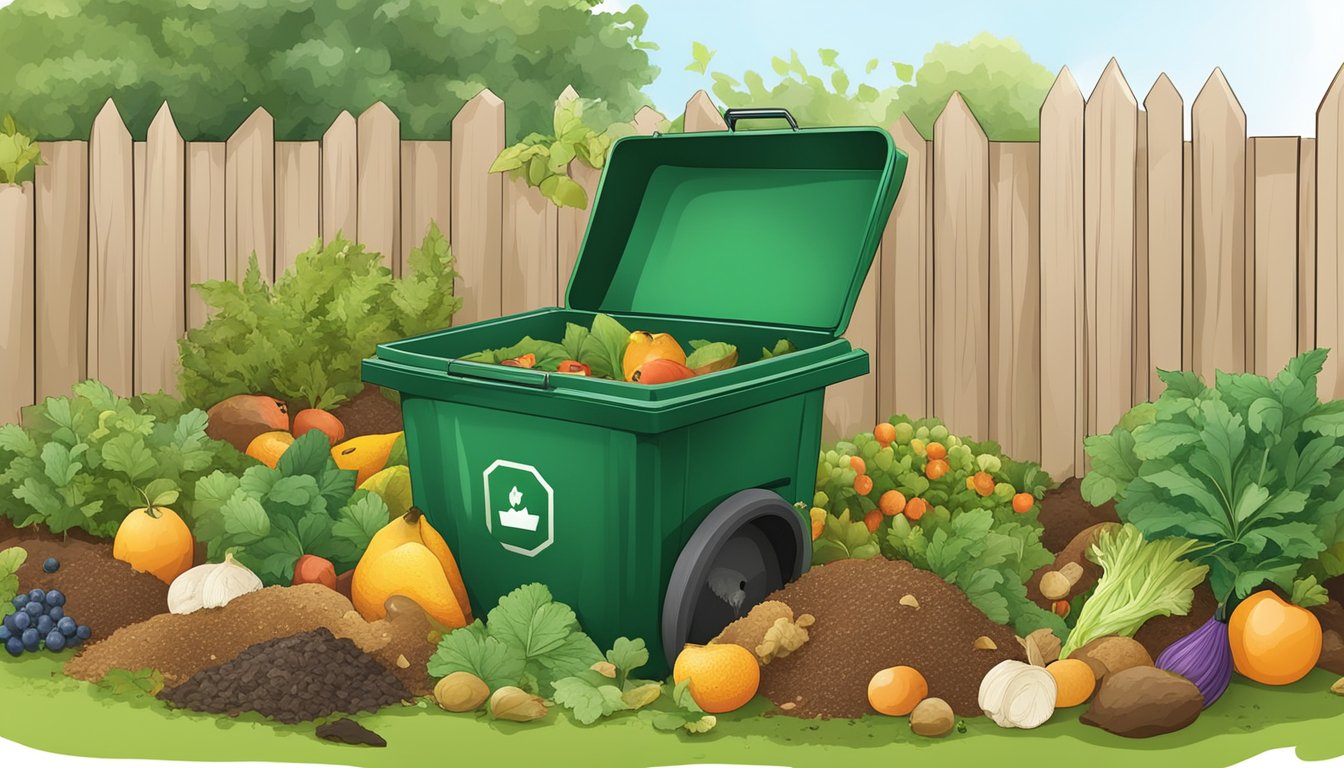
629 0 1344 137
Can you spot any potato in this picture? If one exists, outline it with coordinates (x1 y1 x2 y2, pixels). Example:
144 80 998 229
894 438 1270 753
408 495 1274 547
1069 636 1153 681
909 697 955 737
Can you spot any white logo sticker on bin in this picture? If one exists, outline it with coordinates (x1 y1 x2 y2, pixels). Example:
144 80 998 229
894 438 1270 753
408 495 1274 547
483 459 554 557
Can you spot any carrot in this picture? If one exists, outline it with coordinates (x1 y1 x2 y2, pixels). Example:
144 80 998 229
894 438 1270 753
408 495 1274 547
809 507 826 541
874 423 896 447
1012 492 1035 514
903 498 928 521
849 456 867 475
853 474 874 495
926 442 947 461
924 459 949 481
879 490 906 517
863 509 883 534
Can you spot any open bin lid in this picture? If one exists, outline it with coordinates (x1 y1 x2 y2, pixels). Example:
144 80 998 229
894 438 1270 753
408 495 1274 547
565 108 908 338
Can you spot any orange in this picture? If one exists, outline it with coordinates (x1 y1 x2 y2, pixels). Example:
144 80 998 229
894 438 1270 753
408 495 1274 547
1012 492 1035 514
879 490 907 517
673 643 760 713
863 509 882 533
925 459 949 480
1046 658 1096 708
113 506 195 585
849 456 867 475
926 442 947 461
874 423 896 447
904 498 929 521
1229 591 1322 685
971 471 995 497
854 474 874 495
246 430 295 469
867 665 927 716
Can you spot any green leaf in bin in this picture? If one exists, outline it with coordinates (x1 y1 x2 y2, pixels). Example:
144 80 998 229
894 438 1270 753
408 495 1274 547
578 314 632 380
387 433 408 467
685 342 737 374
761 339 797 360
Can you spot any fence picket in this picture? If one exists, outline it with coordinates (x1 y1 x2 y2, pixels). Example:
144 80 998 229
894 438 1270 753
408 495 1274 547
1144 75 1184 395
824 246 878 441
451 89 505 324
1249 137 1301 375
400 140 452 263
88 100 135 397
0 182 34 424
1084 60 1138 446
1039 68 1086 479
225 108 275 282
358 103 401 274
880 116 932 421
275 141 321 275
932 93 990 440
1192 69 1248 380
631 106 667 135
34 142 88 400
1321 65 1344 396
186 143 226 328
988 142 1041 460
322 111 358 245
1134 110 1150 402
684 90 727 132
1300 138 1317 353
503 177 558 315
137 104 186 396
1184 140 1194 369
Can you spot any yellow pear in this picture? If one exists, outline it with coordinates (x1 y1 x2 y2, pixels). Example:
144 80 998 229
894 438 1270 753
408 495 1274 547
352 506 472 628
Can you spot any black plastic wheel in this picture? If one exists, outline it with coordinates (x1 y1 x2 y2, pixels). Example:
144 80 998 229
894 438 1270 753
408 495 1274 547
661 488 810 669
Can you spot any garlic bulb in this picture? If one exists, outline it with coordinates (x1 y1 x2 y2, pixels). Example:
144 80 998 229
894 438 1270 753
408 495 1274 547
167 553 263 614
978 659 1057 729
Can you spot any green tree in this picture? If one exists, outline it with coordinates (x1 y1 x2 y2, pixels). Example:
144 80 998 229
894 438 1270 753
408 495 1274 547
0 0 659 141
695 33 1055 140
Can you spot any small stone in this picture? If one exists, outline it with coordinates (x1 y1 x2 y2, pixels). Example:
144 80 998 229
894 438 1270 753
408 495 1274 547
780 702 796 711
395 654 410 669
899 594 920 609
1331 677 1344 696
973 636 997 650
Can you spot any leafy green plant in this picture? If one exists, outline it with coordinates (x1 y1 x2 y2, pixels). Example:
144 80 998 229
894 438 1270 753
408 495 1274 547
0 381 251 538
96 668 164 699
1082 349 1344 610
0 115 43 184
817 416 1060 634
640 678 717 734
178 223 459 411
0 546 26 607
489 98 634 209
1060 524 1208 657
551 637 662 725
428 583 603 698
187 430 385 585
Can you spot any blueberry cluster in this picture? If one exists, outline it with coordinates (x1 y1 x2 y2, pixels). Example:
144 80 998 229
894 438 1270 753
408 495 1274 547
2 586 92 657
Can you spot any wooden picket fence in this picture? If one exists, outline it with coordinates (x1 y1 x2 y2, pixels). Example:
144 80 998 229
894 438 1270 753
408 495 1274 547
2 64 1343 480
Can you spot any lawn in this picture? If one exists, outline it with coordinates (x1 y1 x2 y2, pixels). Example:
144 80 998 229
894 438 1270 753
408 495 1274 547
2 653 1342 768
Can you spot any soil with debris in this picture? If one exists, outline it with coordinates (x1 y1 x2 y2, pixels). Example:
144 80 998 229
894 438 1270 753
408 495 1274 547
317 718 387 747
1132 581 1218 660
3 535 168 640
328 386 402 439
159 628 411 724
1036 477 1120 554
64 584 436 694
1312 599 1344 675
757 558 1025 718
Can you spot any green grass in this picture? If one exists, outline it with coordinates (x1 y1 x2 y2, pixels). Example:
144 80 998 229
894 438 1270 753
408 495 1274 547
2 652 1342 767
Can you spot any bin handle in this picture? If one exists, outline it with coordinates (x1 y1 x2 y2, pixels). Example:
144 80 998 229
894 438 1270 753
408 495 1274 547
444 358 553 390
723 108 799 132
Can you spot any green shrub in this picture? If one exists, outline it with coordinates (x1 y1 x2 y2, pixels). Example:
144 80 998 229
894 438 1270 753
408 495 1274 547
0 381 252 539
177 223 460 411
0 114 42 184
491 98 635 209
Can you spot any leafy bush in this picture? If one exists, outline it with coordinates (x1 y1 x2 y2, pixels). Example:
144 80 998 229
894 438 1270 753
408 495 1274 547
0 0 658 141
1082 349 1344 607
178 224 459 411
491 98 635 209
0 114 42 184
187 430 386 585
689 33 1055 140
0 381 252 538
815 416 1064 635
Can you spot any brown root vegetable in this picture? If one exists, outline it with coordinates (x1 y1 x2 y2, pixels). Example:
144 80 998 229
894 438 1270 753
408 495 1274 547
1028 522 1120 608
1080 666 1202 738
909 697 955 737
1069 636 1154 681
1040 571 1071 601
205 394 290 452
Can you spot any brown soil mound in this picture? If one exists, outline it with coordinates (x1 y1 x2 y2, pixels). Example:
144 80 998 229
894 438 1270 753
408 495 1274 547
64 584 435 694
328 386 402 439
1037 478 1120 554
3 537 168 640
1133 581 1218 660
1311 600 1344 675
160 628 411 724
757 559 1025 718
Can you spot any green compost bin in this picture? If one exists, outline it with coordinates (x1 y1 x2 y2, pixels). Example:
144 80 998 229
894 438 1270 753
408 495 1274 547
363 108 907 675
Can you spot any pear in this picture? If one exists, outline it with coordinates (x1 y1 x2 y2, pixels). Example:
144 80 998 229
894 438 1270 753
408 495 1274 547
351 507 471 628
